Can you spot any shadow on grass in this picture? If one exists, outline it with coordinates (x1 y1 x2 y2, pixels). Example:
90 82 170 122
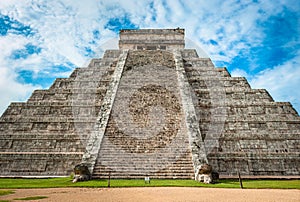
0 190 14 196
14 196 48 200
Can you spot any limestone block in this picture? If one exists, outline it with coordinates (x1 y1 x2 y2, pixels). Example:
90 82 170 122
88 59 102 67
181 49 198 58
248 106 266 115
248 122 267 130
267 122 288 129
32 106 51 115
47 122 70 131
216 67 231 77
0 139 12 149
103 50 122 58
69 68 81 78
28 90 46 101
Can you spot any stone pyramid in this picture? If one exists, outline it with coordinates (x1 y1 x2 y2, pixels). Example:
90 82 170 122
0 29 299 179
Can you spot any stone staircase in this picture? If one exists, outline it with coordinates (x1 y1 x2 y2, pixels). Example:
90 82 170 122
92 50 195 179
93 142 195 179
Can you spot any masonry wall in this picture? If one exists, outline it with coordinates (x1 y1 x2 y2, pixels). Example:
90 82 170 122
0 33 299 178
182 49 300 176
0 50 121 176
119 29 185 50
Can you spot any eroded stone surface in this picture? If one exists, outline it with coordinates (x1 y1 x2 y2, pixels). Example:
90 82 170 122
0 29 299 178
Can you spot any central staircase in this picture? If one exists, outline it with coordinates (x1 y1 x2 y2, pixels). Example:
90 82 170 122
91 50 195 179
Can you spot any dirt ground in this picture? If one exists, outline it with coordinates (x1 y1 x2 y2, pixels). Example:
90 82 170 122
1 187 299 202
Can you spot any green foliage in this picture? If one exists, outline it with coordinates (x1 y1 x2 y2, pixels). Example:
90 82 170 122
0 190 14 196
14 196 48 200
0 178 298 189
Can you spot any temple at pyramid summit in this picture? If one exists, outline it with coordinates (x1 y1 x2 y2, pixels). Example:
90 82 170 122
0 28 299 179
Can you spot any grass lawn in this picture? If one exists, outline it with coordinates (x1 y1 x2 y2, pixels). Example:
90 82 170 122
0 190 14 196
0 178 299 189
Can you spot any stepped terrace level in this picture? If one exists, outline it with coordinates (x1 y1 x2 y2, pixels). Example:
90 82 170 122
0 28 299 179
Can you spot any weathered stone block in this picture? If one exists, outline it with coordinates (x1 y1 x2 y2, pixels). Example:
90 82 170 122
0 28 299 179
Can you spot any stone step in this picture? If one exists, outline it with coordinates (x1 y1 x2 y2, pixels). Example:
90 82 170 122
208 151 300 157
7 101 105 107
0 135 84 139
225 113 300 121
0 148 85 152
103 50 122 59
195 100 297 109
185 70 227 79
15 107 102 117
185 67 231 78
0 139 85 148
181 49 199 59
0 116 101 122
96 161 194 166
93 171 194 176
69 68 112 79
29 87 108 95
189 78 246 85
98 154 193 158
95 160 194 164
97 154 194 159
94 165 194 171
195 101 296 109
92 174 194 179
96 150 193 155
88 59 102 67
216 67 231 77
183 58 214 67
92 166 194 179
93 169 194 174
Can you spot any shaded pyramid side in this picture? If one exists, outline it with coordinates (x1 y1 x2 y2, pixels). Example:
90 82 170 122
0 50 121 176
182 49 300 176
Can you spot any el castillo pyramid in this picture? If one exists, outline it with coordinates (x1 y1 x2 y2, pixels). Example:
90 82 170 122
0 28 299 179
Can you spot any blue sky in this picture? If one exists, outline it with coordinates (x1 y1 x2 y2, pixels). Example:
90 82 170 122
0 0 299 114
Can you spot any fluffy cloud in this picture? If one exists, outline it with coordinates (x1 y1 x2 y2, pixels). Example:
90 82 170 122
0 0 299 114
0 64 39 114
230 68 249 78
249 52 300 113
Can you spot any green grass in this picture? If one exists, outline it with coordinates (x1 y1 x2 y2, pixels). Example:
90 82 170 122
0 190 14 196
14 196 48 200
0 178 298 189
240 179 300 189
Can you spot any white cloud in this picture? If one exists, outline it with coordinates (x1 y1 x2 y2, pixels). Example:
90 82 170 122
0 65 40 115
249 53 300 113
33 1 282 63
0 0 299 115
230 69 249 78
0 34 40 114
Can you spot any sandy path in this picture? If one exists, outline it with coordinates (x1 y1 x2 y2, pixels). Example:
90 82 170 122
1 187 299 202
